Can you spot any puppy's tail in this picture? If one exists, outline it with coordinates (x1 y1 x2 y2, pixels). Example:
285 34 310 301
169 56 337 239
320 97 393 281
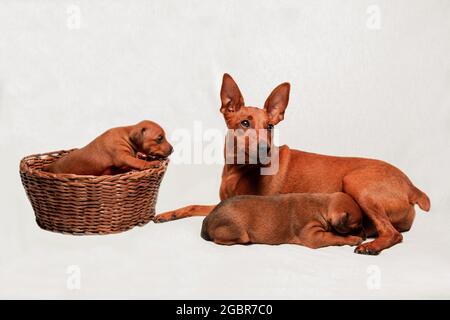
409 185 431 212
200 216 211 241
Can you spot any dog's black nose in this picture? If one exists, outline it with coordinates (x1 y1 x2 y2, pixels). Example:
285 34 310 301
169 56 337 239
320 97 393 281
168 146 174 154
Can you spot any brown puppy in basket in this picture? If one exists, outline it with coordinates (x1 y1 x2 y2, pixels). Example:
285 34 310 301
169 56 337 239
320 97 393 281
201 192 365 249
45 120 173 175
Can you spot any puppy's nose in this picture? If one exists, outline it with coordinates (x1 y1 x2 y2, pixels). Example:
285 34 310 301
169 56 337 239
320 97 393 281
168 146 174 155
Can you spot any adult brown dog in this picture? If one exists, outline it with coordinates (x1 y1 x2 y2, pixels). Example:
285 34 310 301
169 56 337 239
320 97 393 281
201 192 364 249
45 120 173 175
155 74 430 255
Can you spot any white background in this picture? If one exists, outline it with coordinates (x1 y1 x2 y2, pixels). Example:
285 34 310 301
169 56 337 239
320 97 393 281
1 0 449 299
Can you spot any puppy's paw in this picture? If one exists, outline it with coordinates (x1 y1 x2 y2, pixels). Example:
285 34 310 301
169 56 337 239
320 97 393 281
142 164 154 170
142 160 161 170
354 242 380 255
346 235 364 246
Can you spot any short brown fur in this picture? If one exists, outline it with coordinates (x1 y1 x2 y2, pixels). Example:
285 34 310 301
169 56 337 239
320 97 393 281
201 192 365 249
155 74 430 255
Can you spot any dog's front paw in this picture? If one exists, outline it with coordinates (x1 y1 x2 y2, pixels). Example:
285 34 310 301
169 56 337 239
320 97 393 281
354 242 380 255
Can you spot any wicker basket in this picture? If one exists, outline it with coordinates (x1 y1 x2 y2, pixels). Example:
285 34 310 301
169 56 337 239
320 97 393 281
19 149 169 235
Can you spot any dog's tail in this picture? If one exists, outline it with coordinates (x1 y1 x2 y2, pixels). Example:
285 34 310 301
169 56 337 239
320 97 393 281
154 204 216 223
409 185 430 212
200 216 211 241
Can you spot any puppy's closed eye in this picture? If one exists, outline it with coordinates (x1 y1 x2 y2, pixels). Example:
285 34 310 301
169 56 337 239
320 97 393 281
156 135 164 144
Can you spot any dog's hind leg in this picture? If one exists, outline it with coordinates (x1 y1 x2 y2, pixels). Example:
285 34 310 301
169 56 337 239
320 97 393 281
154 204 216 223
392 206 416 233
353 199 404 255
343 172 412 255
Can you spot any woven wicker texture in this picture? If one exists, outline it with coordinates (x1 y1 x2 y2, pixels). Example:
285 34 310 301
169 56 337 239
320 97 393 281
19 149 169 235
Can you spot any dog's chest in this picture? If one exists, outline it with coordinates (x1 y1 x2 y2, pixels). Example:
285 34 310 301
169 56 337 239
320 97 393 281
220 169 277 200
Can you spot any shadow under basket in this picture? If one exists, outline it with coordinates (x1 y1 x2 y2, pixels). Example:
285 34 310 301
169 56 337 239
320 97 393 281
19 149 169 235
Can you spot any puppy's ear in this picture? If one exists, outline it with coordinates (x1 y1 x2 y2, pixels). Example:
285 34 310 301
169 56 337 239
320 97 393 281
130 126 146 150
220 73 245 113
330 211 350 234
264 82 290 125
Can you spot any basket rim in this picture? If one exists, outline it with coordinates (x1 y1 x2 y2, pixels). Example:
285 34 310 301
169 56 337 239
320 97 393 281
19 149 170 182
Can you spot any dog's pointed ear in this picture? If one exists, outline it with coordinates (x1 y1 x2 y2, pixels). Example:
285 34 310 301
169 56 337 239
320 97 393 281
264 82 290 125
220 73 245 113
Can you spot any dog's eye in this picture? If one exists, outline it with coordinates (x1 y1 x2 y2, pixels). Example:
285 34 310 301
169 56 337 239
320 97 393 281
156 135 164 144
240 120 250 128
267 124 274 130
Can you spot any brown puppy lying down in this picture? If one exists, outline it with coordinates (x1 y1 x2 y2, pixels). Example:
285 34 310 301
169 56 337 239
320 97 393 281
45 120 173 175
201 192 365 249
